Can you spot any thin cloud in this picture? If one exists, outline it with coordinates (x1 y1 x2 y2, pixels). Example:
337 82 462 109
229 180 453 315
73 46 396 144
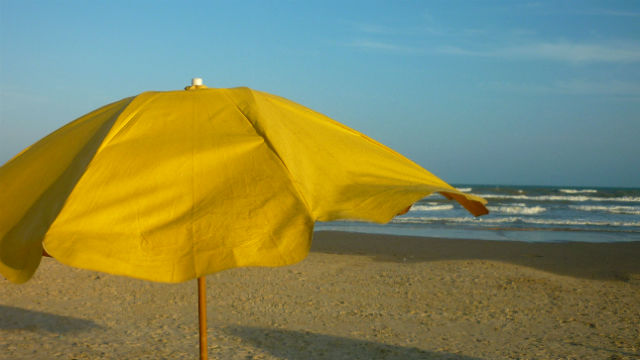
509 42 640 63
437 46 483 56
353 23 395 35
582 8 640 17
554 79 640 96
438 42 640 63
347 40 423 54
483 79 640 97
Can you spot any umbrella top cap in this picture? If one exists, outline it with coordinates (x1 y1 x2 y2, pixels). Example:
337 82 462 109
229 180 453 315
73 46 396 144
185 78 207 91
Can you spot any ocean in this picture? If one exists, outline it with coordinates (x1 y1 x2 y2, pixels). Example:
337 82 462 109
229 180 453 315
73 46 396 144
315 185 640 243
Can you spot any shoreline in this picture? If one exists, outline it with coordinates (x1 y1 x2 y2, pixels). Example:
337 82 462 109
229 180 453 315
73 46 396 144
2 231 639 359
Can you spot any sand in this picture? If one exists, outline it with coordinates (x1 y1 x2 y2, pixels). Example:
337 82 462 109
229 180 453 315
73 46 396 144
1 231 639 359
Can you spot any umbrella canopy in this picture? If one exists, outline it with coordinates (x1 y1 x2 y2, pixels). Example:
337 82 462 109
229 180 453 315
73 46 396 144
0 82 487 284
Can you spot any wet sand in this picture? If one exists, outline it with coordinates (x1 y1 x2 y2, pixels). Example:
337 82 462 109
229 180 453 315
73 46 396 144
1 231 639 359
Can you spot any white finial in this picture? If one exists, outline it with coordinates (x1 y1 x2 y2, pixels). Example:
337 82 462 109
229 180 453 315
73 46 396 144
192 78 203 86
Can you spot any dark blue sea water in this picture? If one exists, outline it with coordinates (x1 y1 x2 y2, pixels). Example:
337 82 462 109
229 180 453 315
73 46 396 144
315 185 640 243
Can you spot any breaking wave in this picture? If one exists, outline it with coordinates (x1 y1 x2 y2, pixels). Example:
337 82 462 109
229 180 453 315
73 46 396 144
392 216 640 228
488 205 546 215
476 194 640 203
410 204 455 212
559 189 598 194
570 205 640 216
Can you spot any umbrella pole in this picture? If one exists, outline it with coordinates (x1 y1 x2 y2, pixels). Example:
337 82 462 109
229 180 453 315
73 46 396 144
198 276 208 360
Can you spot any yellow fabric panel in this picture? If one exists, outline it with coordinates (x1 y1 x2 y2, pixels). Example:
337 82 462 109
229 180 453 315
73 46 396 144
0 87 487 284
0 98 133 283
227 88 486 221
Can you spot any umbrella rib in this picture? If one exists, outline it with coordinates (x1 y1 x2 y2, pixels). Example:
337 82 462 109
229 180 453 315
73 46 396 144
220 90 314 218
2 99 134 275
92 93 162 156
229 90 488 218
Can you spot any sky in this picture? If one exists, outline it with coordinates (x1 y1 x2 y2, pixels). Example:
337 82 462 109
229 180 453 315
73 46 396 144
1 1 639 187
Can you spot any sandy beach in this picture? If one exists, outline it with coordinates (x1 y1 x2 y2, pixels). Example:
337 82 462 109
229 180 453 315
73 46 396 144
1 231 639 359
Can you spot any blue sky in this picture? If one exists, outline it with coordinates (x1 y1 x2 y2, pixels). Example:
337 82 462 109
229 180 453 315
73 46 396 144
1 1 639 187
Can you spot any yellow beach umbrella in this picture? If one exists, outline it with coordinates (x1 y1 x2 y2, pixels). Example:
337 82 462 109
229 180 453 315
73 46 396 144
0 79 487 358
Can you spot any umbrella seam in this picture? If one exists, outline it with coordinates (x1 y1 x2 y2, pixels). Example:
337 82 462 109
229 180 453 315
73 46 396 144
220 89 315 218
6 97 135 281
92 92 163 155
190 93 197 280
220 89 316 266
42 98 135 219
46 94 154 234
42 94 169 270
252 91 489 215
235 89 487 216
253 89 428 173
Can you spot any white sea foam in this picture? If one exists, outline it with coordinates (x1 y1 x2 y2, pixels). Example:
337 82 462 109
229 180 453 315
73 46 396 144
457 187 472 192
570 205 640 216
393 216 640 228
476 194 640 203
525 218 640 227
488 205 547 215
394 216 513 224
560 189 598 194
410 204 454 212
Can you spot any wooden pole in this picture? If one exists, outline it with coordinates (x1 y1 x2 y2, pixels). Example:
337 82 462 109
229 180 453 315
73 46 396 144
198 276 208 360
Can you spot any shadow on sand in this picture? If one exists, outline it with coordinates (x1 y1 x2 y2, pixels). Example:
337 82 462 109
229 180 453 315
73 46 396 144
223 325 481 360
0 305 101 333
312 231 640 281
